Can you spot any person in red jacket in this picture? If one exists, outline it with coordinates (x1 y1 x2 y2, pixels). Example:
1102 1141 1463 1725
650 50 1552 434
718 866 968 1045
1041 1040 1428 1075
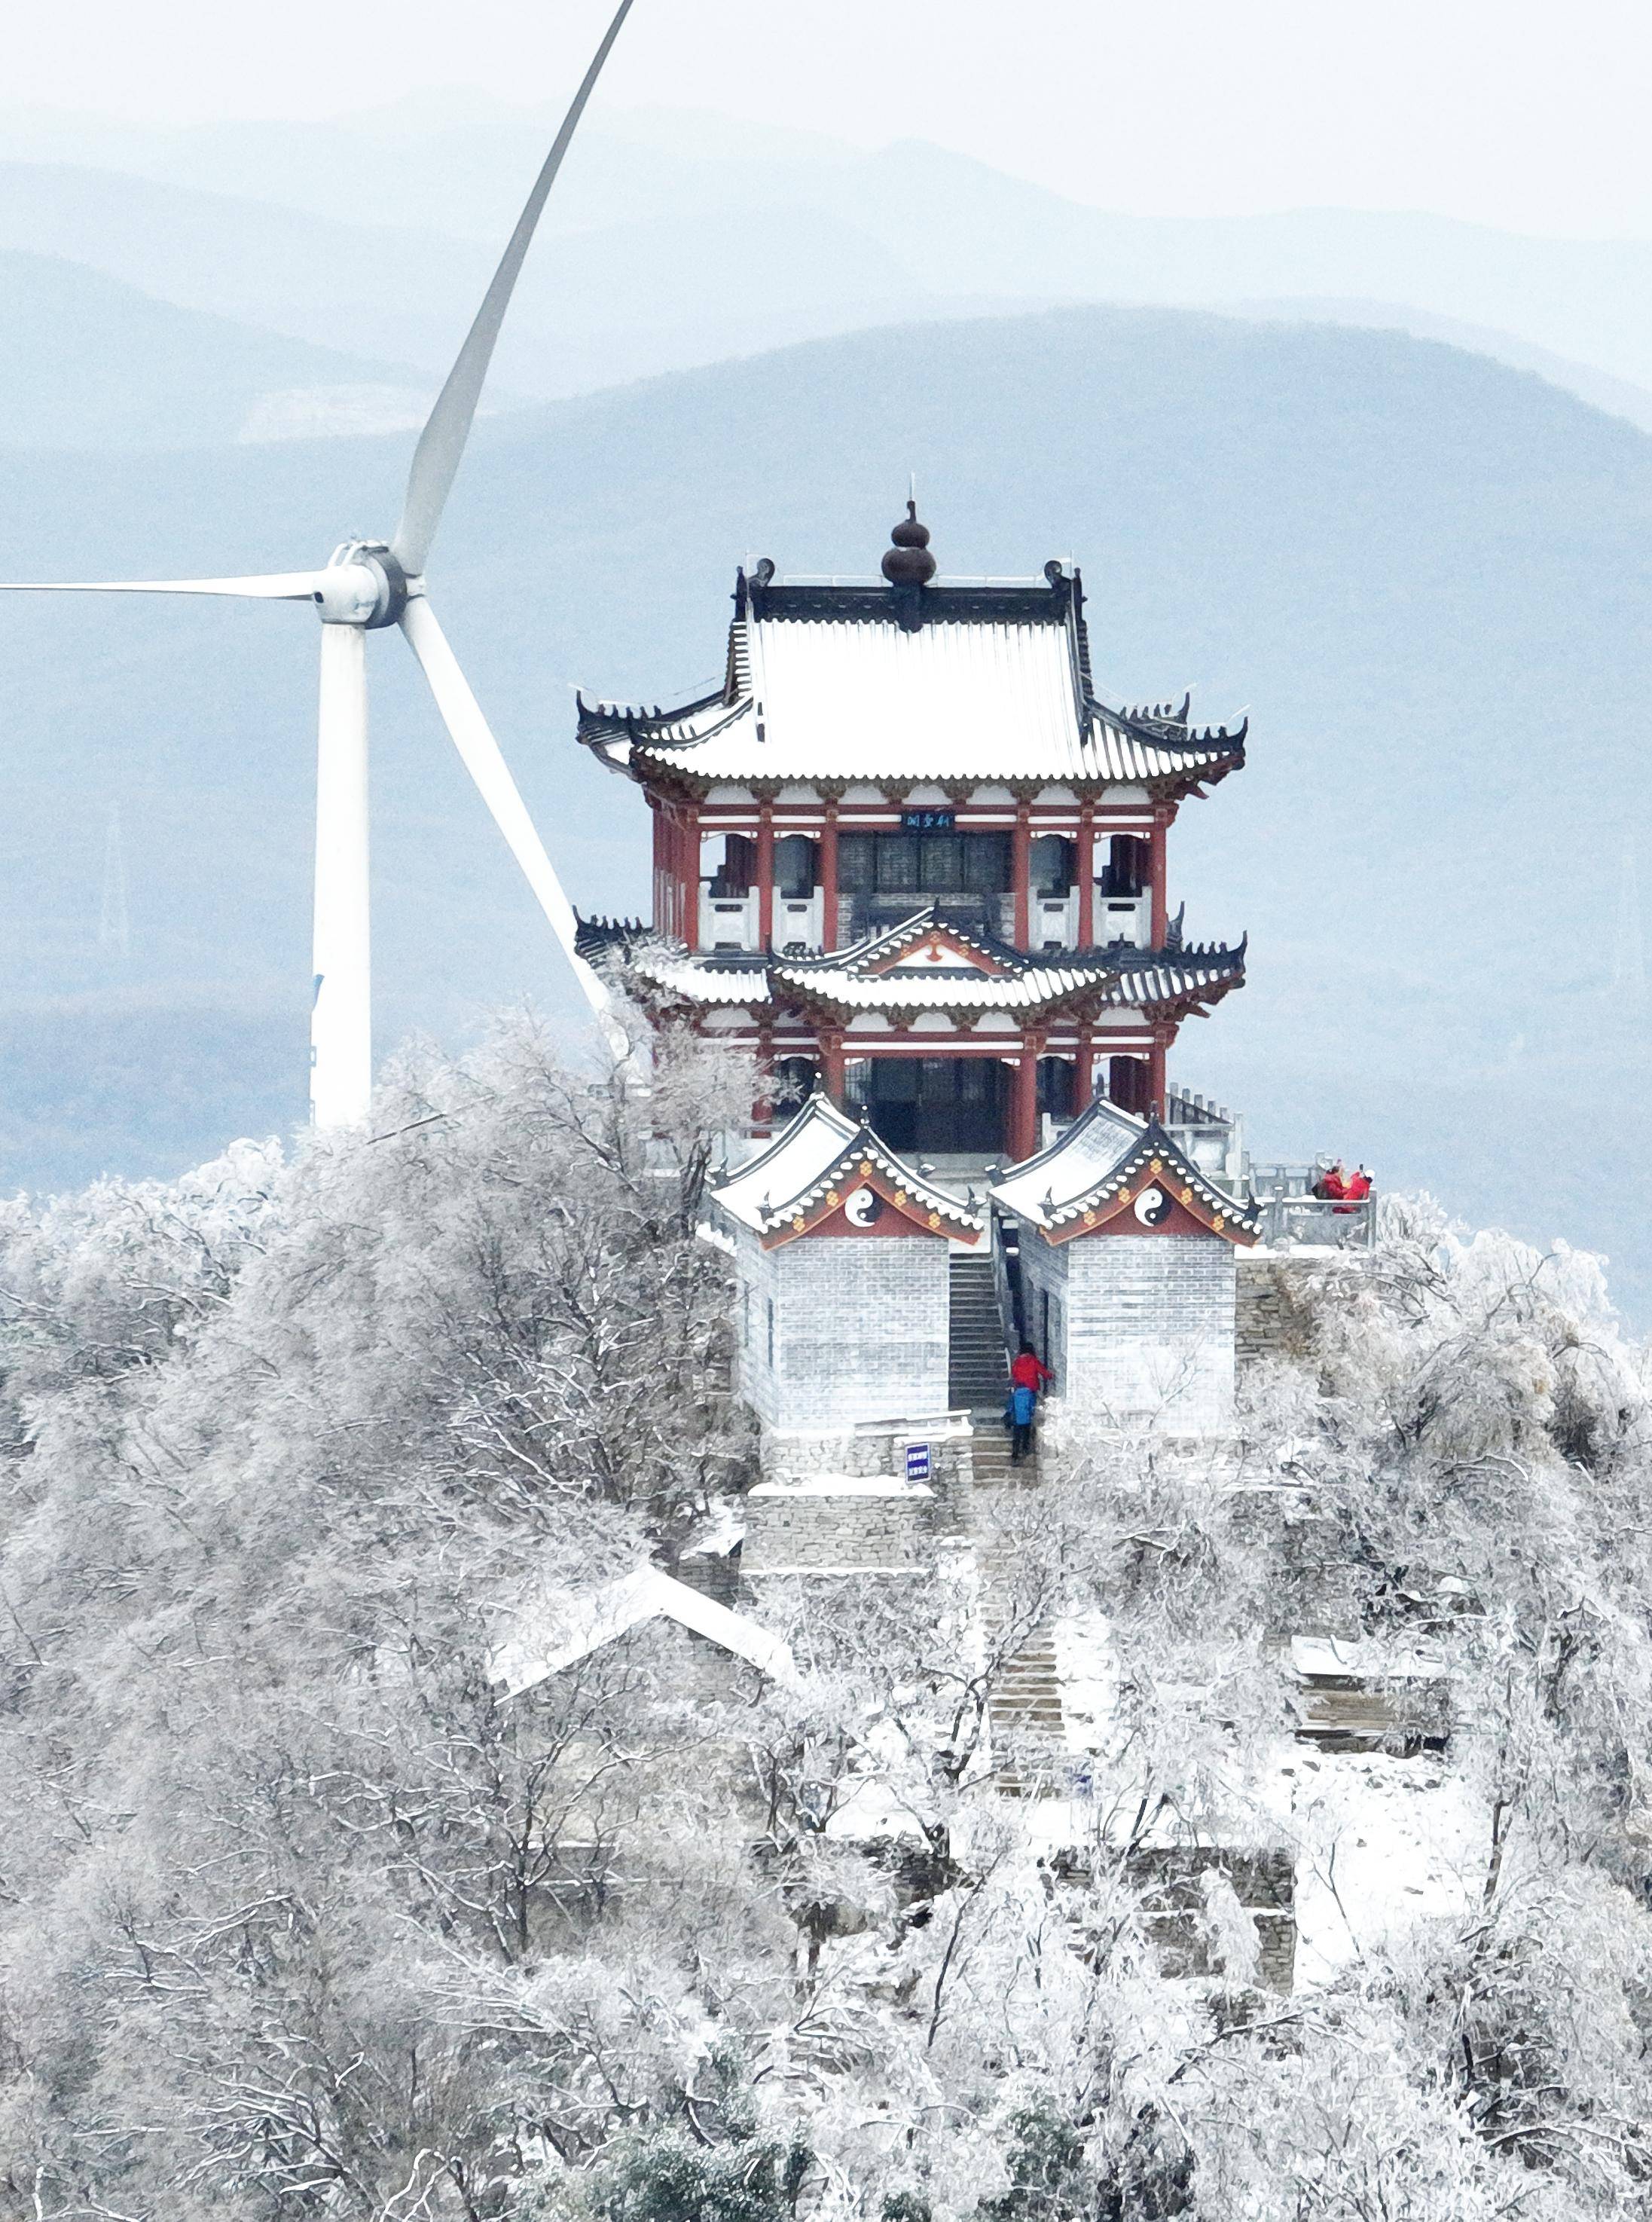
1340 1166 1373 1215
1006 1343 1053 1465
1011 1343 1053 1393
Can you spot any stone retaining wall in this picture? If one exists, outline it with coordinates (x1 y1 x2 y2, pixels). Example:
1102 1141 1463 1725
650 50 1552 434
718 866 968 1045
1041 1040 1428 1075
761 1417 972 1527
1235 1254 1348 1366
740 1478 937 1573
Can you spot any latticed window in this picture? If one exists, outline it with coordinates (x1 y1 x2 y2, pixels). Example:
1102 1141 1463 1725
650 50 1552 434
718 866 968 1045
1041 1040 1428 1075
836 830 1010 897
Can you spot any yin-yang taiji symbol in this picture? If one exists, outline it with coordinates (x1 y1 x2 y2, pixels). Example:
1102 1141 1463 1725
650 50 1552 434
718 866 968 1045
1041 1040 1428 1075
844 1187 883 1228
1133 1184 1173 1227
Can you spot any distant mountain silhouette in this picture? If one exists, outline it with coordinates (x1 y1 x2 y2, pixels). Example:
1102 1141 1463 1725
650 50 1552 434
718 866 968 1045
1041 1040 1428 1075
1 304 1647 1307
0 251 440 448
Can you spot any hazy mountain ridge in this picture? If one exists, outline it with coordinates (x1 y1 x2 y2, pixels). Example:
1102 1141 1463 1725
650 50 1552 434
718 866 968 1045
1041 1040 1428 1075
6 94 1652 425
0 250 444 448
1 304 1648 1304
7 105 1652 443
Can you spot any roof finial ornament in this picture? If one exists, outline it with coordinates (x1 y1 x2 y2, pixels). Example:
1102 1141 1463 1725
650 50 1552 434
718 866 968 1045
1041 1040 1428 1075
881 494 937 588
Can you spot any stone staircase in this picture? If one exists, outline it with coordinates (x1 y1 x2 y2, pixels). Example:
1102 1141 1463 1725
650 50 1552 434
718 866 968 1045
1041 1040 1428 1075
980 1576 1067 1795
951 1254 1059 1785
948 1251 1006 1415
950 1250 1042 1484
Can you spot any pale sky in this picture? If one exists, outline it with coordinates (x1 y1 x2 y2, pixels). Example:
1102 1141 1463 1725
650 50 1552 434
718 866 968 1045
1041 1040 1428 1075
8 0 1652 238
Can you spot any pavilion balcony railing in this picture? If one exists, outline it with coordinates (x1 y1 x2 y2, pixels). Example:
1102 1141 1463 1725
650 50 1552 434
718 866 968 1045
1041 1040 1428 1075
1247 1166 1376 1252
1162 1117 1246 1186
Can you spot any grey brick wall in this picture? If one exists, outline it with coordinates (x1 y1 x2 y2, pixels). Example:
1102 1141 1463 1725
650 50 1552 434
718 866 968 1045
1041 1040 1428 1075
741 1480 937 1571
731 1227 952 1429
1053 1843 1296 1992
1016 1231 1236 1435
1126 1846 1297 1993
1016 1235 1069 1377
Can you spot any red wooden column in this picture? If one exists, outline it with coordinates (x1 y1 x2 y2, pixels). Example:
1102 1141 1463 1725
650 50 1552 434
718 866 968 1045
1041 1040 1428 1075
1009 1032 1043 1162
820 1028 845 1102
1075 799 1096 948
1074 1023 1095 1111
756 797 775 950
1148 1028 1168 1120
820 799 839 952
1149 805 1171 948
649 796 667 934
680 800 701 952
1012 800 1032 949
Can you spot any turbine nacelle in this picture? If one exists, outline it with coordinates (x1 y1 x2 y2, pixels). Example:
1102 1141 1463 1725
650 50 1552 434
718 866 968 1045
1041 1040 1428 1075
316 542 414 630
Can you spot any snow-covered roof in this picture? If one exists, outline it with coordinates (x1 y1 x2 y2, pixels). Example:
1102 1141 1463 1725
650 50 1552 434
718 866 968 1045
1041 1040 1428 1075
576 564 1245 793
991 1102 1260 1243
768 955 1243 1015
612 906 1247 1024
490 1566 796 1698
711 1091 863 1230
991 1096 1147 1219
710 1091 984 1245
1292 1637 1449 1683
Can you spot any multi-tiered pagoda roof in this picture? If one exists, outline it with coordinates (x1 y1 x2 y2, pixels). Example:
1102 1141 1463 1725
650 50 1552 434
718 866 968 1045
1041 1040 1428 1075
578 559 1244 798
580 903 1246 1032
569 508 1250 1161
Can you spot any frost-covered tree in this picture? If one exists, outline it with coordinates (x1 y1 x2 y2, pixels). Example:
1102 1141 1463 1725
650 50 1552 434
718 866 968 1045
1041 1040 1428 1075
3 1045 1651 2220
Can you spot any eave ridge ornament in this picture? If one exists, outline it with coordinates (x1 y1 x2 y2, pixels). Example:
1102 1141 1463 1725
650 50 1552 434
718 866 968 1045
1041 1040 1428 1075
573 911 649 961
1089 693 1248 757
574 680 753 758
780 903 1012 979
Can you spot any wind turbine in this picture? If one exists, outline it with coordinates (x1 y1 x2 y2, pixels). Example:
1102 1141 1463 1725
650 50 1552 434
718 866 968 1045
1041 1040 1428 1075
2 0 637 1127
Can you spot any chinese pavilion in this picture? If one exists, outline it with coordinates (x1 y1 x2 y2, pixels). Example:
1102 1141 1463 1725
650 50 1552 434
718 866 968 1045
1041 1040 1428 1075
576 504 1247 1163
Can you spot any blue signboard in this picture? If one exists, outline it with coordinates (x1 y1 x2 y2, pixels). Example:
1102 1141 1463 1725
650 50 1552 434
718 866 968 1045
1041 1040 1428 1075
900 809 955 832
905 1441 932 1481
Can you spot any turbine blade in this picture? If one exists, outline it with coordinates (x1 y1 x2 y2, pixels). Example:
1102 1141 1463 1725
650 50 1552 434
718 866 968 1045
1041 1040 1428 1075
0 572 328 600
389 0 637 577
398 596 631 1060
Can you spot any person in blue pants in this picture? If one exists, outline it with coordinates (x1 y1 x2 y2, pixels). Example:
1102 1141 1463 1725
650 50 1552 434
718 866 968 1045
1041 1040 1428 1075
1007 1380 1037 1465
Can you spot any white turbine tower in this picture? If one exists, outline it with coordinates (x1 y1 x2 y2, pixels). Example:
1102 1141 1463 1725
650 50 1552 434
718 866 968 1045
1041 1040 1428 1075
2 0 637 1128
